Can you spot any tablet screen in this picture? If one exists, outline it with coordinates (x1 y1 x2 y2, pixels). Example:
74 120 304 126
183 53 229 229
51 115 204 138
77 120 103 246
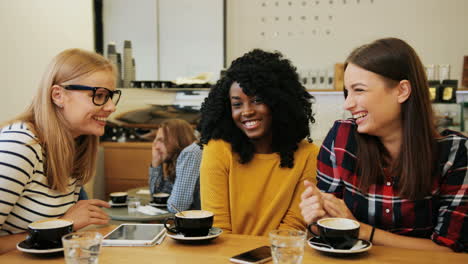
105 224 165 242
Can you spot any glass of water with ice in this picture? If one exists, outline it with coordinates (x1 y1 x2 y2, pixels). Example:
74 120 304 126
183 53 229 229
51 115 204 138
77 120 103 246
269 230 306 264
62 231 103 264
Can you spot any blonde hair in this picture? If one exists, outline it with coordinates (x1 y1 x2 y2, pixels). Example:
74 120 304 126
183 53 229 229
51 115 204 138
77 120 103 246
4 48 116 192
160 119 197 182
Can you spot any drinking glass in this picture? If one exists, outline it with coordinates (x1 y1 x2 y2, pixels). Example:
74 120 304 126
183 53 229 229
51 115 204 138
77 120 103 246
269 230 306 264
62 231 103 264
127 196 140 215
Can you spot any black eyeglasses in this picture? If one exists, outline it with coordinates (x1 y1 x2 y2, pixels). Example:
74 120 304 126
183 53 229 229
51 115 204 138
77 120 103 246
61 85 122 106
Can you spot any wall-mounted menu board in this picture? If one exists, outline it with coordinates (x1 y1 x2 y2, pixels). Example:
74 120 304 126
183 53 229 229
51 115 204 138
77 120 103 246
227 0 468 85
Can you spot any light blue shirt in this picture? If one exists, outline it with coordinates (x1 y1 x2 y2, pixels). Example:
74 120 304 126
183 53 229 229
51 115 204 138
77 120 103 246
148 142 202 213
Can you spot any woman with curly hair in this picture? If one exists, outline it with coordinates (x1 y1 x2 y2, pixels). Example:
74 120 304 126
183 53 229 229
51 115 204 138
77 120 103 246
198 49 319 235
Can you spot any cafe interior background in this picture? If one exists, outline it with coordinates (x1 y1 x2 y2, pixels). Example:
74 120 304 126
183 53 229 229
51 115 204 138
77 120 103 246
1 0 468 200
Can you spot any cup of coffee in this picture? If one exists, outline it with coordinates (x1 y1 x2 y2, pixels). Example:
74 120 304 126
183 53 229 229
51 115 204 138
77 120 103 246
25 218 74 249
308 217 360 249
164 210 213 237
152 192 170 204
110 192 128 204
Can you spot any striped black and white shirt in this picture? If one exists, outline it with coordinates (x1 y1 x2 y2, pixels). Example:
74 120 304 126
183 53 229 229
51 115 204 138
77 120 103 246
0 122 80 235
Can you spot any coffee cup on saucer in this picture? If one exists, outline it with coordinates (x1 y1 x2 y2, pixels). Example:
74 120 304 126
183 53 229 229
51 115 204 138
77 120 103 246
308 217 360 250
152 193 170 204
110 192 128 204
25 218 74 249
164 210 214 237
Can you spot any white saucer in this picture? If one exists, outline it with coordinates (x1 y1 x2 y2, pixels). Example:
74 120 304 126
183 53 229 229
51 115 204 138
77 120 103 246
109 200 128 207
307 237 372 254
149 203 167 207
17 240 63 254
167 227 223 241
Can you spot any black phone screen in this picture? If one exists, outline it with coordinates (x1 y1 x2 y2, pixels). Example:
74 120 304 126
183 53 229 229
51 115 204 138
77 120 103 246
231 246 272 263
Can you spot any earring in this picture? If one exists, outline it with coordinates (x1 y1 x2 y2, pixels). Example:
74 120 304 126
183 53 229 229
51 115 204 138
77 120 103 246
56 104 63 108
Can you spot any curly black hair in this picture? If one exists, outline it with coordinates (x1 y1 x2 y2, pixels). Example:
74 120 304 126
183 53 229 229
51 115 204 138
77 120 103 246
198 49 315 168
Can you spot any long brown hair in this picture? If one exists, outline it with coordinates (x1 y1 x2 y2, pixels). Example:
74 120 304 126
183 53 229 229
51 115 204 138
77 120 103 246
345 38 438 200
3 49 116 192
160 119 197 182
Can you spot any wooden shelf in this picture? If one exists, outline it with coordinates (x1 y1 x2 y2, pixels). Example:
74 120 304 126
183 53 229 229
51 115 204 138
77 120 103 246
101 142 153 148
307 90 342 94
122 87 344 94
101 142 152 197
121 88 468 93
120 87 210 92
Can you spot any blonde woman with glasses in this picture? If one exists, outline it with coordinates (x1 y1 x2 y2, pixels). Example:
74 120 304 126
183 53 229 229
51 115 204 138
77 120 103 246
0 49 121 254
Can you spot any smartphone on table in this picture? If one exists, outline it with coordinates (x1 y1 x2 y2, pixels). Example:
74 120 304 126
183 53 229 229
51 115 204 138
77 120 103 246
230 245 272 264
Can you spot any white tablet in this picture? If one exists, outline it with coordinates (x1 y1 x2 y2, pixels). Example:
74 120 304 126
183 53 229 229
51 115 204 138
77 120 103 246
102 223 166 247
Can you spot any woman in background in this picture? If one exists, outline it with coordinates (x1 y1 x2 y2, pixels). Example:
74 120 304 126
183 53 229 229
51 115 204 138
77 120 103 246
149 119 202 213
198 49 319 236
0 49 121 253
300 38 467 252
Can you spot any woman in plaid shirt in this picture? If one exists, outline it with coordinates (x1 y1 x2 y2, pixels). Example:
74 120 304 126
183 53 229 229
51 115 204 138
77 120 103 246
300 38 467 252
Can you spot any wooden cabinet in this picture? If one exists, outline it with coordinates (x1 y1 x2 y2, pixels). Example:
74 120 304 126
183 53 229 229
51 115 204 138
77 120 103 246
101 142 152 197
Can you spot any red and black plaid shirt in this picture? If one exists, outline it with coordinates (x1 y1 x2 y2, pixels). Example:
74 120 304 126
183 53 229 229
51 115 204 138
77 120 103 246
317 120 468 252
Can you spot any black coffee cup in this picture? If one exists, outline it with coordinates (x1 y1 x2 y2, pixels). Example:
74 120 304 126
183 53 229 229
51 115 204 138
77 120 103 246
164 210 214 237
308 217 360 249
110 192 128 204
152 193 170 204
25 218 74 249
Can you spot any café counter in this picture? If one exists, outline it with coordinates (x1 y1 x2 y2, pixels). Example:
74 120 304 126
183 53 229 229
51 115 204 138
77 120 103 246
1 225 467 264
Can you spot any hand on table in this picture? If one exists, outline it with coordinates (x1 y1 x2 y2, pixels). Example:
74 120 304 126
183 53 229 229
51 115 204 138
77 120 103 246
61 199 111 230
299 180 328 224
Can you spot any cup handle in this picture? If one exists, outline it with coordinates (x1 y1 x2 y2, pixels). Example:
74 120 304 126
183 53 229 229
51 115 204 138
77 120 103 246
307 222 320 238
24 234 35 247
163 217 178 233
26 232 45 249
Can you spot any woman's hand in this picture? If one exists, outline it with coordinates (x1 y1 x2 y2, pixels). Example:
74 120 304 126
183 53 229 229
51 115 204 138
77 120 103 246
151 139 163 168
321 193 356 220
299 180 327 224
61 199 110 230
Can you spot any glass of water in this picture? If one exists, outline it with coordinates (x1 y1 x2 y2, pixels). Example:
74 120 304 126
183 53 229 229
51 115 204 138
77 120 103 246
62 231 103 264
127 196 140 215
269 229 306 264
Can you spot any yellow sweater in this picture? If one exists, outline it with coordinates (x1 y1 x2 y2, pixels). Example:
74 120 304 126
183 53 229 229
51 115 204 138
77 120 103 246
200 139 319 236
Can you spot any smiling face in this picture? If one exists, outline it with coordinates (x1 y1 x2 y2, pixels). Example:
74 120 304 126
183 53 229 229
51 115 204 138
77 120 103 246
229 82 273 152
54 70 117 137
343 63 403 139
